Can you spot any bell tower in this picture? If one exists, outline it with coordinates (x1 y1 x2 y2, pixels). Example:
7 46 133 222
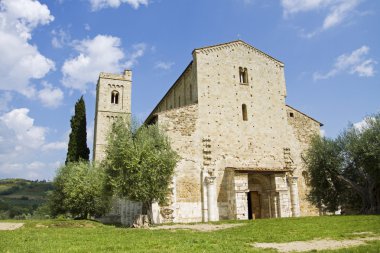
93 70 132 162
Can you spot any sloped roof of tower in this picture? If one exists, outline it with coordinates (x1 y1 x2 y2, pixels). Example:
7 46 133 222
192 40 284 66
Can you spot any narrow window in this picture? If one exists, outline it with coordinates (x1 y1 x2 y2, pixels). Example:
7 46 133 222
111 90 119 104
243 68 248 83
239 67 249 84
242 104 248 121
289 112 294 118
178 96 181 107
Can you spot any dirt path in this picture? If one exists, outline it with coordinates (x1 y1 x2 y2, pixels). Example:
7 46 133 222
150 223 244 232
253 236 380 252
0 223 24 231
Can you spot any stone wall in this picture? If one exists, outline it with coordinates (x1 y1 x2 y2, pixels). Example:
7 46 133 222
149 63 198 118
286 105 322 216
156 104 203 222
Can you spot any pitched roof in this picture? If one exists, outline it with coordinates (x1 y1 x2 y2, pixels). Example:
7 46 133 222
193 40 284 66
286 104 323 126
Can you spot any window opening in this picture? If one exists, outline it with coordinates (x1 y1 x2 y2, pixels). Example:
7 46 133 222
111 90 119 104
242 104 248 121
239 67 249 84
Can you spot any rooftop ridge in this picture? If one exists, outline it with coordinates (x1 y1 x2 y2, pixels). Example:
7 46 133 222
193 40 284 66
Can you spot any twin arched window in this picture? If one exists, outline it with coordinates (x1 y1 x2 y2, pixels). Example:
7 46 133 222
111 90 119 104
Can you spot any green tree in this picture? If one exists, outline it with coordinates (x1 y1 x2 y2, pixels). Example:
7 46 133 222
50 161 110 219
103 117 178 216
66 96 90 164
305 113 380 214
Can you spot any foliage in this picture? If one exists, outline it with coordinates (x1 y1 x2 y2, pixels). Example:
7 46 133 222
0 216 380 252
103 117 178 213
65 96 90 164
305 113 380 214
0 179 53 219
50 161 110 219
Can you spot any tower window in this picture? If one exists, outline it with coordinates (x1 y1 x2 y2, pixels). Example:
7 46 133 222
111 90 119 104
242 104 248 121
289 112 294 118
239 67 248 84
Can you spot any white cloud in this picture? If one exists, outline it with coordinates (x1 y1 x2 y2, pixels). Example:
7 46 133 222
320 129 326 137
0 108 66 180
84 23 91 31
154 61 174 70
37 82 64 108
89 0 149 11
0 0 55 95
51 28 71 48
125 43 147 69
0 108 46 149
313 46 376 80
62 35 146 91
322 0 361 30
0 92 12 112
354 117 375 131
281 0 363 36
62 35 124 91
42 141 67 151
0 160 61 180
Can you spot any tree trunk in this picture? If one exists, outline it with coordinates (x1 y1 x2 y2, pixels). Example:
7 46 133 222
132 214 149 228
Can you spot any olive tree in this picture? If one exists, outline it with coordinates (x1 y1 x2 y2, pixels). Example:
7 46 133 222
305 113 380 214
102 117 178 216
50 161 110 218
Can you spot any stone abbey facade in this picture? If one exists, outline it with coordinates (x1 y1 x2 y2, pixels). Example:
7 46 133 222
93 40 322 224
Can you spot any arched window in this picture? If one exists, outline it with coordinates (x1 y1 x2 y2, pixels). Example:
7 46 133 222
242 104 248 121
111 90 119 104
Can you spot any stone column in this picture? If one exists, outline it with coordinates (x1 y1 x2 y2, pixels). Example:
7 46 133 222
289 177 301 217
206 176 218 221
273 193 278 218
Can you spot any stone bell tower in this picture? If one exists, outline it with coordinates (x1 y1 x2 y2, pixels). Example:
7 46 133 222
93 70 132 162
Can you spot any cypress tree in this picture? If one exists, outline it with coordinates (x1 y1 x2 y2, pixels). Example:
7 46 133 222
65 96 90 164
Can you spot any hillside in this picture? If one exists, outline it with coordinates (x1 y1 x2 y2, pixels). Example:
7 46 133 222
0 178 53 219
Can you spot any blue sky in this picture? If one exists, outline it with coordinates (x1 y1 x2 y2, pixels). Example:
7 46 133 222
0 0 379 180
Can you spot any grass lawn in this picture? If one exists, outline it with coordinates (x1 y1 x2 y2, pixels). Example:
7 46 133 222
0 215 379 252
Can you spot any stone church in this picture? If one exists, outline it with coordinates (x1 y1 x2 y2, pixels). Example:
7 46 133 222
93 40 322 225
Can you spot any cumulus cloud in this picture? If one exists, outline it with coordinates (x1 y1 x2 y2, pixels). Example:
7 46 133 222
62 35 146 91
281 0 363 36
313 46 376 80
154 61 174 70
89 0 149 11
0 108 46 150
37 82 64 108
62 35 124 91
0 0 55 94
0 108 66 180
